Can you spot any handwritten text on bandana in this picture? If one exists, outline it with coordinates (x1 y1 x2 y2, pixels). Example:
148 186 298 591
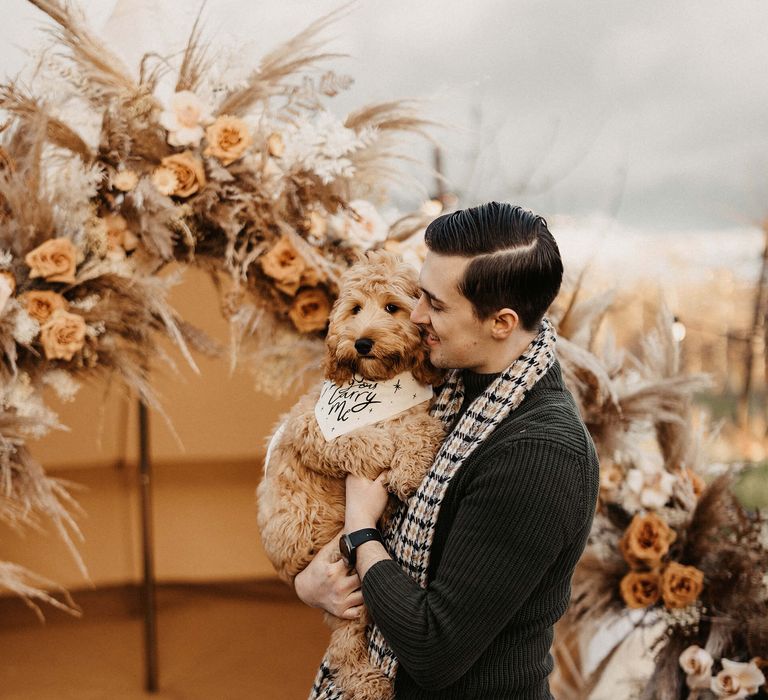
314 371 433 441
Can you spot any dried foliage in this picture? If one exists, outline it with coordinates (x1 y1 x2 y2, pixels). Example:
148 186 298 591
0 1 435 615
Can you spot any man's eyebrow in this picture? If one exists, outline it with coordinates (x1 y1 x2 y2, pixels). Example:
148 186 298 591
420 286 446 307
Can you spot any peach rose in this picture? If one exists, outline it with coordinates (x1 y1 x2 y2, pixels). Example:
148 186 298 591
661 561 704 609
25 238 79 283
288 288 331 333
260 236 308 296
160 152 206 197
111 169 139 192
40 309 86 361
23 290 68 323
267 132 284 157
680 645 714 690
619 512 677 570
204 115 253 165
711 659 765 699
0 271 15 315
619 570 661 609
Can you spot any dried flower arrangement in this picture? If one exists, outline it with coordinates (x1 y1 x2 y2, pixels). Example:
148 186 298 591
0 0 436 615
550 289 768 699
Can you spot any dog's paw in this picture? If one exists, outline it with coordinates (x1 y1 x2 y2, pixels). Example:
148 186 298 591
343 668 394 700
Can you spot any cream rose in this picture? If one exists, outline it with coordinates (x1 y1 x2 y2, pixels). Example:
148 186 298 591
619 512 677 570
711 659 766 699
204 115 253 165
112 169 139 192
619 570 661 609
40 309 86 361
23 290 68 323
289 288 331 333
680 645 714 690
25 238 79 284
661 561 704 609
0 271 15 315
159 90 213 147
104 214 139 255
160 152 206 198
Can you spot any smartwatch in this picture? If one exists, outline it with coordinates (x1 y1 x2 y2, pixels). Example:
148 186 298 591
339 528 383 567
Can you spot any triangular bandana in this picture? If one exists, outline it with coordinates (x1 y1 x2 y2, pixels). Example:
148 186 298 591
314 371 433 441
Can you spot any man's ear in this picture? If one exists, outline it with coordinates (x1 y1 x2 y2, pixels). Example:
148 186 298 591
490 308 519 340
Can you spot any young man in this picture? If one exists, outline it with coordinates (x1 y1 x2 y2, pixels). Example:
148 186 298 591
296 202 600 699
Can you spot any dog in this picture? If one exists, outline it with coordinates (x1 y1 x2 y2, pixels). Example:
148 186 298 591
257 250 445 700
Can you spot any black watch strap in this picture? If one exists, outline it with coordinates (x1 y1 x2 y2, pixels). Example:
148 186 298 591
340 528 383 567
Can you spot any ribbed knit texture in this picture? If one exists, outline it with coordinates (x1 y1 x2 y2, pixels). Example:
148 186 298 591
359 359 599 699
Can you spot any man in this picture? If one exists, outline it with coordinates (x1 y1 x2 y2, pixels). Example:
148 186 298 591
296 202 599 699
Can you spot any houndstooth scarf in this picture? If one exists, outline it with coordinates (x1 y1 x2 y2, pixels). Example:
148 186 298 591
309 318 557 699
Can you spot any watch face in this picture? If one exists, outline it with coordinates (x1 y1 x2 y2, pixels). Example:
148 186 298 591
339 534 351 563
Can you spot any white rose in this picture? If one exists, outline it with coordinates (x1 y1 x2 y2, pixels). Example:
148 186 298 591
159 90 213 147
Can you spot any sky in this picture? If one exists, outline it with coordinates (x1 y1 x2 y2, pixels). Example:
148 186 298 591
2 0 768 230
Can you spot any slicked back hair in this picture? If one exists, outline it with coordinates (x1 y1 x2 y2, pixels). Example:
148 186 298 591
424 202 563 331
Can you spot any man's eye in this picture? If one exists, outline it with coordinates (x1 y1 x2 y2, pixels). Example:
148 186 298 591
385 303 398 313
352 305 361 315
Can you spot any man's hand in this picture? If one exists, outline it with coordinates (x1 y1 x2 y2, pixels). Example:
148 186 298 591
294 533 364 620
345 471 389 532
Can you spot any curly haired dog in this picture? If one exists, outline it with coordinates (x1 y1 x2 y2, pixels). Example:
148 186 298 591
256 250 445 700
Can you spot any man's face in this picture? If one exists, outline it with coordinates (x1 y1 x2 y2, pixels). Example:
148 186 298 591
410 251 488 371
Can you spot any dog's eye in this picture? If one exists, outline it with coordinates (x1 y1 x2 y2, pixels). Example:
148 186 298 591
352 305 361 315
385 303 399 314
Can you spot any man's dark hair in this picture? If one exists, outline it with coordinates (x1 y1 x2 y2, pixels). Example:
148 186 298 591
424 202 563 331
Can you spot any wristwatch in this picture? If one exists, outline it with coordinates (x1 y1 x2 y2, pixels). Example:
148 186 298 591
339 528 383 567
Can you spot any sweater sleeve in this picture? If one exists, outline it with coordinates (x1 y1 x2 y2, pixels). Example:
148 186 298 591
361 438 586 690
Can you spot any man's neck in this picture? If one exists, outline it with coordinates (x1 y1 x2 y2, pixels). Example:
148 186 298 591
471 329 538 374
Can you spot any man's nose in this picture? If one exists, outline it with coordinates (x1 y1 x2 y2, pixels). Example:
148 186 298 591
410 294 428 325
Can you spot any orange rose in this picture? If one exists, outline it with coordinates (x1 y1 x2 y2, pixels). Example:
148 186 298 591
619 570 661 609
25 238 79 283
40 309 86 361
23 290 68 323
619 512 677 570
261 236 308 296
159 151 206 197
289 288 331 333
204 115 253 165
661 561 704 609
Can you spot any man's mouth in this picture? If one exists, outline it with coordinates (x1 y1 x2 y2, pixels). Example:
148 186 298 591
425 331 440 347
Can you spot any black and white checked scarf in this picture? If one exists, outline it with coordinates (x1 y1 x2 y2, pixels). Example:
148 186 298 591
309 318 557 699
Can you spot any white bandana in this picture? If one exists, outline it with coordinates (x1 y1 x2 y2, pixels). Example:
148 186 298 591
314 371 433 442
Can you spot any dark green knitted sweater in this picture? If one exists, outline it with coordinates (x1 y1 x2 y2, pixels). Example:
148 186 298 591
361 359 599 699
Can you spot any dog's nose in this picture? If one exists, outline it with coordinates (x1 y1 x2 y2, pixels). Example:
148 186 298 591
354 338 374 355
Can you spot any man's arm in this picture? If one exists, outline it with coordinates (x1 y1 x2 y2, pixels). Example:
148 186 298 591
361 441 586 690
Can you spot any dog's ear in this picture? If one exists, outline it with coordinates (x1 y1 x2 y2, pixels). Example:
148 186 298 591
411 345 446 387
323 324 353 384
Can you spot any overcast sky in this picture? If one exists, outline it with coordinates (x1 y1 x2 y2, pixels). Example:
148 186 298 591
3 0 767 230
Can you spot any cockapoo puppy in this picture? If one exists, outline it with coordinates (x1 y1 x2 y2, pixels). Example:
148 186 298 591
257 250 445 700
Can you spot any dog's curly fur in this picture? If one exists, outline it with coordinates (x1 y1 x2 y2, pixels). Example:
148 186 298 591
256 250 445 700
